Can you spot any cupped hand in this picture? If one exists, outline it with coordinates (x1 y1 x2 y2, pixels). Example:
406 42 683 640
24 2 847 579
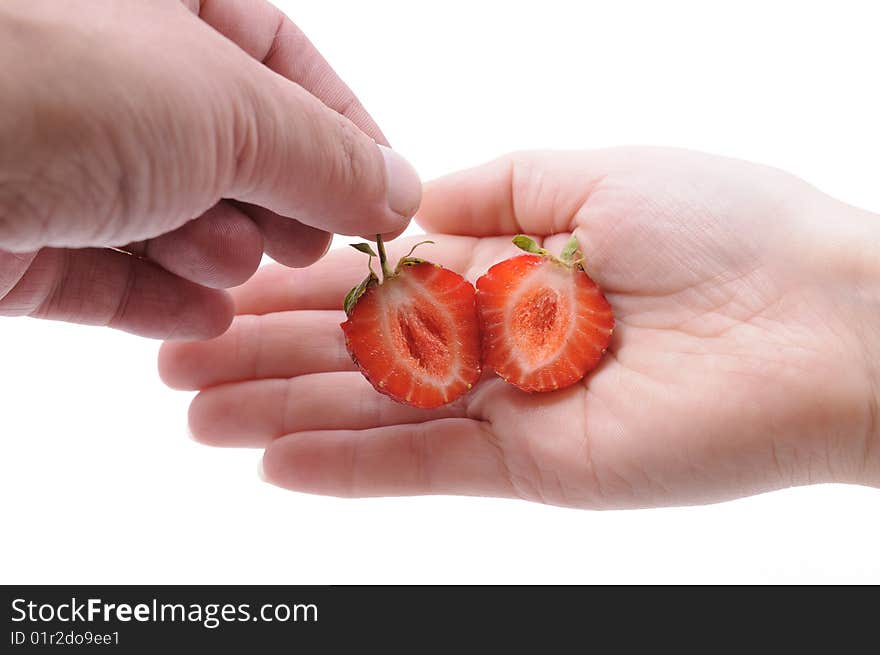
159 148 879 508
0 0 419 339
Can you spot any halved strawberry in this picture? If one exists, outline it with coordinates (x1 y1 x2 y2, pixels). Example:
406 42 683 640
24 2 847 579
476 235 614 393
340 239 481 409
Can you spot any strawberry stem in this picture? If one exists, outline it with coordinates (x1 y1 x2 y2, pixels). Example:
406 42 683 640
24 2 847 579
376 234 393 280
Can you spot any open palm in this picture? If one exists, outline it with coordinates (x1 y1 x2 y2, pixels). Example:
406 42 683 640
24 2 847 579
159 148 876 508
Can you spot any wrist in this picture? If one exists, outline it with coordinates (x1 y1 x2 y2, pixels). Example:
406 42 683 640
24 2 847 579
830 202 880 485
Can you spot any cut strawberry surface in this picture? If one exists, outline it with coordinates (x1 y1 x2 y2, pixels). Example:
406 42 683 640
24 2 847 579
476 236 614 393
341 241 481 409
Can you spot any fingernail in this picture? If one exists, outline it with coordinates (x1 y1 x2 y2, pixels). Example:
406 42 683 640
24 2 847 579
378 145 421 219
257 458 267 482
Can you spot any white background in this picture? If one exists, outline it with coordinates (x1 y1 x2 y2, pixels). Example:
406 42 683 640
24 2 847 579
2 0 879 583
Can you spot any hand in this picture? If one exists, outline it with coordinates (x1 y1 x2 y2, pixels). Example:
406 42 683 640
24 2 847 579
158 148 879 508
0 0 420 339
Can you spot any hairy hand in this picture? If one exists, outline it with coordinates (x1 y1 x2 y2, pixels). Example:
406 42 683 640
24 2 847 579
0 0 419 339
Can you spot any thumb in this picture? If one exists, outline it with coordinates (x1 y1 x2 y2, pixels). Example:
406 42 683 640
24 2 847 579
417 150 611 236
228 68 421 237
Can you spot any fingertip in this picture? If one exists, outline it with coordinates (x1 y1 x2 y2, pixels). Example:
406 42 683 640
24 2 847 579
165 286 235 341
196 212 264 288
157 336 218 390
416 156 519 236
241 204 333 268
261 434 322 493
186 384 275 449
266 221 333 268
260 421 513 499
259 444 295 489
187 390 223 446
264 223 332 268
157 341 192 390
156 295 233 387
146 203 264 289
231 81 416 237
378 145 422 221
260 439 286 487
415 176 462 234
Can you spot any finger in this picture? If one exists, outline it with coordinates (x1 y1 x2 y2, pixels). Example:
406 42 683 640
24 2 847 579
230 73 420 235
261 419 516 499
137 202 263 288
189 0 388 144
418 151 610 237
158 310 353 390
195 10 420 235
0 248 232 339
230 235 479 316
235 202 332 268
188 372 467 448
237 203 395 265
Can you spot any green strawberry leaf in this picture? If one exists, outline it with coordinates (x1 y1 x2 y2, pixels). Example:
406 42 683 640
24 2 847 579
512 234 548 256
343 286 359 315
343 272 378 315
350 242 378 257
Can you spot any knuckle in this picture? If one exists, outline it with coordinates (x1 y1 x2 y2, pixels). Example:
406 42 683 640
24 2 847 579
329 113 370 194
228 85 267 198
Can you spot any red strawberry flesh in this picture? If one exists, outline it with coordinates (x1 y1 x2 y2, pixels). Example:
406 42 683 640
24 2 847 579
477 254 613 392
342 262 481 409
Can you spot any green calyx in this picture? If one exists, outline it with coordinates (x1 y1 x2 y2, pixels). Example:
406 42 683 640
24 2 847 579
395 240 435 270
343 270 378 315
512 234 584 268
342 235 436 315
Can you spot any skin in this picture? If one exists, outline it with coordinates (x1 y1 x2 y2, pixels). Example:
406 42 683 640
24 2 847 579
160 148 880 509
0 0 420 339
